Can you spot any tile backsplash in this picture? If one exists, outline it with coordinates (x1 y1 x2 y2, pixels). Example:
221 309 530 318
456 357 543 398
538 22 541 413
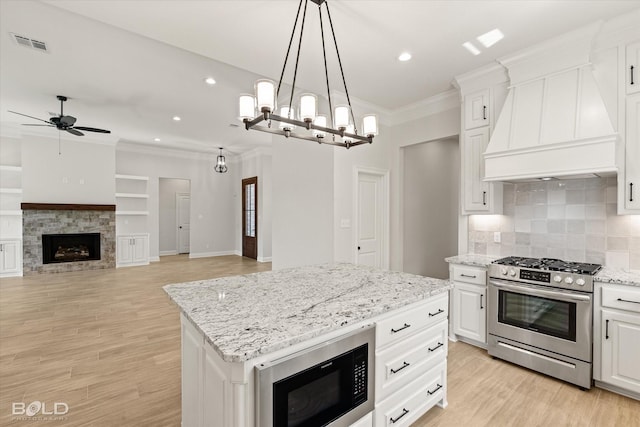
468 178 640 270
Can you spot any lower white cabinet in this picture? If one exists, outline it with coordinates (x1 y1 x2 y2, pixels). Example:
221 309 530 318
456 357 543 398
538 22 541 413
0 239 22 277
449 264 487 346
594 283 640 398
116 234 149 267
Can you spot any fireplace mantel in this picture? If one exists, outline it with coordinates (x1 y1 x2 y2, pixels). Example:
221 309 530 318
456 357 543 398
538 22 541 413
21 203 116 211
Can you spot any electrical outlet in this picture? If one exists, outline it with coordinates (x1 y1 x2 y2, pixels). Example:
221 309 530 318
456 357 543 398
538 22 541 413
493 232 501 243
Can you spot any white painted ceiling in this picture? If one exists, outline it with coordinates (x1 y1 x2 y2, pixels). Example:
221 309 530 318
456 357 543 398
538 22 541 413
1 1 639 154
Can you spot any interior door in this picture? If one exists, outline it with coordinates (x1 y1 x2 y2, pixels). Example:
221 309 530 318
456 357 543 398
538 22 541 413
242 177 258 260
356 171 386 268
177 193 190 254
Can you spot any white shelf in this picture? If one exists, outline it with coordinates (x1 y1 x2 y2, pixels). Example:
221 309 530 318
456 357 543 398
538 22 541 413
0 210 22 216
115 174 149 181
115 193 149 199
0 165 22 172
0 188 22 194
116 210 149 216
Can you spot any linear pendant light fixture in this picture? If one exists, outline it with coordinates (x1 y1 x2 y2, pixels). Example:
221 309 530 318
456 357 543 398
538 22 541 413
238 0 378 149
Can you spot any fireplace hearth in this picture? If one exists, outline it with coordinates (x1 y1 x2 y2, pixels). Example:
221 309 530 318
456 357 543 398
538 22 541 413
42 233 101 264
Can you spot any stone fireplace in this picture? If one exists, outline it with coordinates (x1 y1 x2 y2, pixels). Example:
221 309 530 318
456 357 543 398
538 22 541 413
22 203 116 275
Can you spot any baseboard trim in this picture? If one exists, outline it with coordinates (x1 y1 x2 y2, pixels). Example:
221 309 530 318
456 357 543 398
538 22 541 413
594 380 640 401
159 251 178 256
189 251 237 259
257 257 272 263
149 256 160 263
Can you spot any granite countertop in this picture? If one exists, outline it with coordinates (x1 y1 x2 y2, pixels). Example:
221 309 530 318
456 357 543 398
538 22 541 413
595 267 640 287
445 254 498 267
163 263 452 363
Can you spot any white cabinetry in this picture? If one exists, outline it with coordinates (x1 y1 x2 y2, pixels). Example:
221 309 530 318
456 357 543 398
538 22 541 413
627 41 640 94
624 93 640 211
594 283 640 399
0 239 22 277
450 264 487 346
116 234 149 267
374 293 448 426
455 64 507 214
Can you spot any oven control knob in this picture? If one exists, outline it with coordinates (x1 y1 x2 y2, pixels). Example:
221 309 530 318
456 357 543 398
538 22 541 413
509 269 516 277
553 275 562 283
576 278 585 286
565 277 574 284
501 267 508 275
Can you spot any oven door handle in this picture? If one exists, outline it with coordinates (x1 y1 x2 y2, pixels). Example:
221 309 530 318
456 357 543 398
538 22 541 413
490 280 591 302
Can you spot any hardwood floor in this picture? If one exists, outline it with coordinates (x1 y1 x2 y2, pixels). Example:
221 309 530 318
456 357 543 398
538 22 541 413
1 255 638 426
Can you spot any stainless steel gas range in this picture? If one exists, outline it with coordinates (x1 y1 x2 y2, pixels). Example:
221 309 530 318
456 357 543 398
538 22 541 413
487 256 602 389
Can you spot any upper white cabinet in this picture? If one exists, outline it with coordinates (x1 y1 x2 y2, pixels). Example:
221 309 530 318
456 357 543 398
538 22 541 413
462 128 492 212
464 89 490 130
627 41 640 94
625 93 640 211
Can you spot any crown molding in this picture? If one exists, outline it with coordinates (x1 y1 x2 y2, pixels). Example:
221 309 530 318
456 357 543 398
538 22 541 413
116 140 224 161
386 89 460 126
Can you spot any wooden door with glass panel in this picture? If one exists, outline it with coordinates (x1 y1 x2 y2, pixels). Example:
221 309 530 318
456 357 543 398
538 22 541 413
242 177 258 259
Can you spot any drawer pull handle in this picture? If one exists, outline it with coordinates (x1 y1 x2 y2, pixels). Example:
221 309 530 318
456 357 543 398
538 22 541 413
427 383 443 395
390 361 410 374
390 408 409 424
617 298 640 305
460 274 477 278
428 342 444 352
428 308 445 317
391 323 411 334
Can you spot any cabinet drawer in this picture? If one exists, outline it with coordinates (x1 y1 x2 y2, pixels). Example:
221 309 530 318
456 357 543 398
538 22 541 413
452 265 486 285
376 293 448 349
376 320 447 401
601 286 640 314
374 361 446 427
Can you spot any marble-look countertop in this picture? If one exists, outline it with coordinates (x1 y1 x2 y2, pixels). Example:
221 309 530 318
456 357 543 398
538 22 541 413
163 263 452 363
595 267 640 287
444 254 498 267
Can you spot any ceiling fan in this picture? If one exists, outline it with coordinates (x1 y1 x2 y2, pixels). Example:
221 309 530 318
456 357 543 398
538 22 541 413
8 95 111 136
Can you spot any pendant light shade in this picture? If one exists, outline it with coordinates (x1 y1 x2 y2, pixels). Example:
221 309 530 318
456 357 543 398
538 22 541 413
214 147 228 173
279 105 295 131
334 105 350 130
362 114 378 137
343 124 355 143
313 114 327 138
299 93 317 122
255 79 276 113
239 94 255 121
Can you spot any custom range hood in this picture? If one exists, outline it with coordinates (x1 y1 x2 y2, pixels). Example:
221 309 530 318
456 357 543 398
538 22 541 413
484 23 618 182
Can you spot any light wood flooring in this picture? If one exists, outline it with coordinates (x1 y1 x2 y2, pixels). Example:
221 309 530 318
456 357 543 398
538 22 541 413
1 255 638 426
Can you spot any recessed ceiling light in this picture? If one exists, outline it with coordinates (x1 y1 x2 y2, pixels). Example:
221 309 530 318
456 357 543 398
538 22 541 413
398 52 412 62
477 28 504 48
204 77 216 85
462 41 481 56
173 116 181 121
154 138 161 142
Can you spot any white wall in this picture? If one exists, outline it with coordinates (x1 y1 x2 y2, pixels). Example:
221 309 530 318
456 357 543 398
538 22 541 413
116 146 237 261
159 177 190 255
21 134 115 204
238 148 272 262
271 138 333 270
402 138 460 279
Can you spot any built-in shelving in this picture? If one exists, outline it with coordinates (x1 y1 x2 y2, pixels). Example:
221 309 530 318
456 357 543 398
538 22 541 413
115 210 149 216
0 165 22 172
0 163 23 275
115 193 149 199
114 174 149 266
115 174 149 181
0 188 22 194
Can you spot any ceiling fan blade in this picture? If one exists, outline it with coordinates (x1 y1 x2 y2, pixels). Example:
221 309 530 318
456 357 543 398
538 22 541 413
66 128 84 136
60 115 77 126
8 110 53 124
22 124 55 127
73 126 111 134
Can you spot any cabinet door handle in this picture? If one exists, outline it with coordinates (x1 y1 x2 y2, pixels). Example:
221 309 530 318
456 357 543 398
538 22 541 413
605 319 609 340
617 298 640 305
428 342 444 352
427 383 443 396
390 408 409 424
630 183 634 202
480 294 484 309
390 323 411 334
390 361 410 374
632 65 635 85
482 191 487 205
483 105 487 120
460 274 476 278
429 308 445 317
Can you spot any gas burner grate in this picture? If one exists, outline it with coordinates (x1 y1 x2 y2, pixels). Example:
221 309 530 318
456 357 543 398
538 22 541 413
492 256 602 275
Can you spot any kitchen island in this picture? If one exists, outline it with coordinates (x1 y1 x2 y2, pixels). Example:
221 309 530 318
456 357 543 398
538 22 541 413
164 263 452 427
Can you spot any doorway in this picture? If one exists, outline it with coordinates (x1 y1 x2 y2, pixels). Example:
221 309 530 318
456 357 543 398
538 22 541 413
354 167 389 269
242 177 258 259
159 178 191 256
